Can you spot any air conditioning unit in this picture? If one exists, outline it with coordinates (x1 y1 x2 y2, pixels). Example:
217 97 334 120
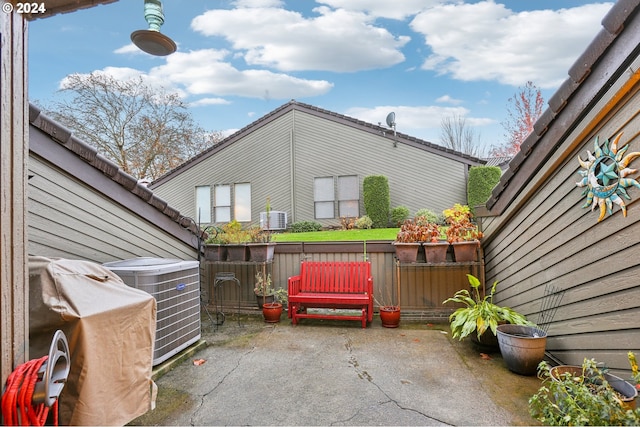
103 257 201 365
260 211 287 230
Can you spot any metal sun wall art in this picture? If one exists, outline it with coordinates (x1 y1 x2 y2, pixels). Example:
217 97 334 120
576 133 640 222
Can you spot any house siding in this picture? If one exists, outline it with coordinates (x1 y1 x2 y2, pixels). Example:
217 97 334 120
152 103 472 228
482 52 640 376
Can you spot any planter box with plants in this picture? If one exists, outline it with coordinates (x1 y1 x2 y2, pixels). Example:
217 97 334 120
443 204 482 262
393 216 449 263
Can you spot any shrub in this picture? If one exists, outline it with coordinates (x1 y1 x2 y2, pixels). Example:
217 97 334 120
289 220 322 233
390 206 410 226
414 208 441 224
363 175 390 228
355 216 373 229
468 166 501 215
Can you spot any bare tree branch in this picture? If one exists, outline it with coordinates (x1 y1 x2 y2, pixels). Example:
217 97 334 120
41 72 222 180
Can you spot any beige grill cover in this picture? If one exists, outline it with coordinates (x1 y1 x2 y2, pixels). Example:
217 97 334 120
28 256 157 426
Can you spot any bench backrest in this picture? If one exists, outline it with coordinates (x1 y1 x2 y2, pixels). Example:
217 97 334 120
299 261 371 293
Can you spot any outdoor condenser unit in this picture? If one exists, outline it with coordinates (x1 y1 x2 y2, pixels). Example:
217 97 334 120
260 211 287 230
103 257 201 365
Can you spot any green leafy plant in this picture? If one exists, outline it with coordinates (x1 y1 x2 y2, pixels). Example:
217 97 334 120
274 288 288 306
390 205 410 226
363 175 390 228
290 220 322 233
221 219 251 244
204 226 225 244
355 215 373 229
443 274 531 340
414 208 442 224
529 359 640 425
443 203 483 243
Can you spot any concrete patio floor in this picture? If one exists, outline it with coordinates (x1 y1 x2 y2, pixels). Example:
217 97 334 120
130 313 542 426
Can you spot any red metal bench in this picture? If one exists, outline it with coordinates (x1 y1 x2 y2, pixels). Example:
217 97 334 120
287 261 373 328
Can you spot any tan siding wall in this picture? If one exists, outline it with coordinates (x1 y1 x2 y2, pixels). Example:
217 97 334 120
28 155 196 263
153 114 293 226
482 74 640 374
154 108 470 229
292 110 468 226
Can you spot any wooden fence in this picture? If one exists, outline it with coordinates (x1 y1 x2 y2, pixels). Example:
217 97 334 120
202 241 483 321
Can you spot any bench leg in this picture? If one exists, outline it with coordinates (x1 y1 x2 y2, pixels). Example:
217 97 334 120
361 308 367 328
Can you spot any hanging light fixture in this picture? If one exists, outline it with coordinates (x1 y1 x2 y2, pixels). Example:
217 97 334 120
131 0 177 56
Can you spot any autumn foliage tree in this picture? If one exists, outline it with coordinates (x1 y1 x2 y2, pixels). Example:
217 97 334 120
43 72 222 180
491 81 544 157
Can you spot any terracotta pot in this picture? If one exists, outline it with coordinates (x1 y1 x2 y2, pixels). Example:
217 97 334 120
423 241 449 263
379 306 401 328
262 302 283 323
452 240 479 262
255 293 275 309
393 242 420 263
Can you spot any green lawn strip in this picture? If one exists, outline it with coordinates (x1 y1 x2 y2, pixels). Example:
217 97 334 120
271 228 399 242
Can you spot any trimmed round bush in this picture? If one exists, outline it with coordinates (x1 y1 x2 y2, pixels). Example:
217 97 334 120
390 206 410 226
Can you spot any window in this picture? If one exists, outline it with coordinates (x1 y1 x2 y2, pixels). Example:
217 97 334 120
314 177 335 219
214 184 231 223
234 183 251 222
338 175 359 217
195 186 211 223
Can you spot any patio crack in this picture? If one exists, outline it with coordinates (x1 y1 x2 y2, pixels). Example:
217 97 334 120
339 333 452 426
187 344 258 426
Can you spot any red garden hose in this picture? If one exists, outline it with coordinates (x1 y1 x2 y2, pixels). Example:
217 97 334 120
1 356 58 426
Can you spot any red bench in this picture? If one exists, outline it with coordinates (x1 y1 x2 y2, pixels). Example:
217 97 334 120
287 261 373 328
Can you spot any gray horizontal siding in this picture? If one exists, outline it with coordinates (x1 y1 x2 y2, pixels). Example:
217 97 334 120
154 108 470 229
28 155 196 263
481 76 640 375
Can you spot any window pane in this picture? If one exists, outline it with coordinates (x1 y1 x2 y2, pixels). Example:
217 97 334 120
215 206 230 223
215 184 230 206
234 183 251 222
315 201 334 219
338 175 358 200
339 200 359 217
314 177 334 201
195 186 211 223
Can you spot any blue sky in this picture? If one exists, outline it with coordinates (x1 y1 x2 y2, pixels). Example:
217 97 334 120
28 0 614 155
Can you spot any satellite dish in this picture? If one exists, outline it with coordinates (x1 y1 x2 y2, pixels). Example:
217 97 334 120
386 112 396 128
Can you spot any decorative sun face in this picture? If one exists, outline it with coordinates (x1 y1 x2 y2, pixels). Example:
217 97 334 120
576 133 640 222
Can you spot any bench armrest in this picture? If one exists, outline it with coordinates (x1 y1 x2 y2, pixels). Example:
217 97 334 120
288 275 301 295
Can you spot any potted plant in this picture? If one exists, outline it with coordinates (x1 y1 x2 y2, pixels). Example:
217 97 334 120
416 216 449 263
529 358 640 425
254 271 275 309
202 225 227 261
374 295 400 328
222 220 251 261
443 204 483 262
392 218 422 263
247 225 276 262
443 274 531 349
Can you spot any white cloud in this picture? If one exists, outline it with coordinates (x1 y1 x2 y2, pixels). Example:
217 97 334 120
316 0 441 20
436 95 463 105
191 6 409 72
149 49 334 99
411 1 613 88
190 98 232 107
113 43 145 55
344 104 495 134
